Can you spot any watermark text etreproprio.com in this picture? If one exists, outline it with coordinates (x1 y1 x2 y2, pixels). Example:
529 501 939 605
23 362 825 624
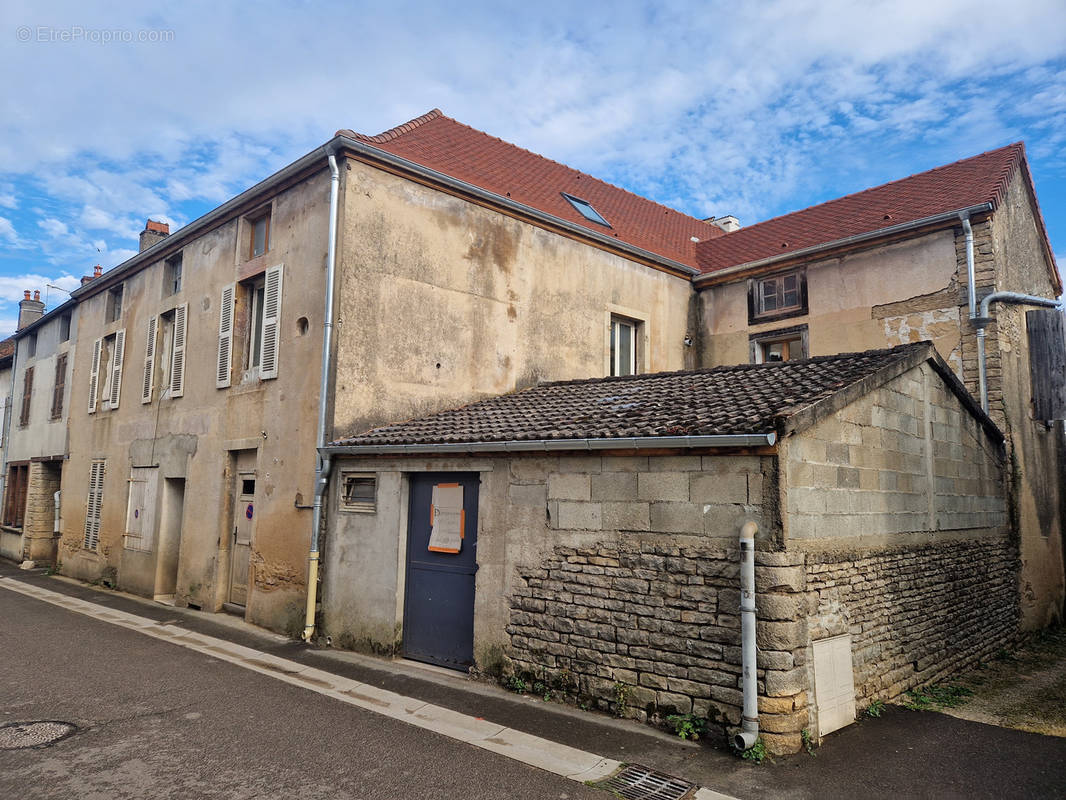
16 25 175 44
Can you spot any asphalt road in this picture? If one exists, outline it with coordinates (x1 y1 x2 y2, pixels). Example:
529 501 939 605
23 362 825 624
0 589 601 800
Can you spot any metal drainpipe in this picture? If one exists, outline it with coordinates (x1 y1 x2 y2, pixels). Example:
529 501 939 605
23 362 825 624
962 214 976 320
53 491 61 533
975 292 1062 414
734 520 760 751
302 149 341 642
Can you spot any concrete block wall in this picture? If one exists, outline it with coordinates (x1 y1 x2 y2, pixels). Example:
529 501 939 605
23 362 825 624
805 534 1019 712
545 454 771 538
784 362 1006 541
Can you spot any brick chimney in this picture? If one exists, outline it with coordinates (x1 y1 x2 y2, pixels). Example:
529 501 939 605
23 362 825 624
81 264 103 286
139 219 170 252
17 289 45 330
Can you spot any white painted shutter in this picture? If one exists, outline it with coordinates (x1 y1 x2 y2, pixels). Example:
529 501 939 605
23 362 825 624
108 329 126 408
125 475 145 544
813 634 857 737
83 460 105 551
259 264 283 380
216 284 234 388
124 467 158 551
87 338 102 413
169 303 187 397
141 315 158 404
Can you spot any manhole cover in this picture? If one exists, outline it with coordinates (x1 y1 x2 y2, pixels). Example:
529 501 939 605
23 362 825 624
595 764 696 800
0 721 78 749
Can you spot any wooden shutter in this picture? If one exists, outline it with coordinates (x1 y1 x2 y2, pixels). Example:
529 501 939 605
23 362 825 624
216 285 234 388
141 315 158 404
259 264 283 380
51 353 67 419
1027 309 1066 420
107 329 125 408
19 366 33 426
169 303 187 397
88 338 102 413
124 467 158 551
83 459 105 551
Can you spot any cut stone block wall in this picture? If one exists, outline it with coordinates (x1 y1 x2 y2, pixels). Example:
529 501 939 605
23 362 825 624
509 540 809 754
805 534 1019 716
23 461 61 562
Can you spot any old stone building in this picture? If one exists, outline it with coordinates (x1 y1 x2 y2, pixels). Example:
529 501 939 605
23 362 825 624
693 143 1064 628
320 342 1011 752
0 291 76 565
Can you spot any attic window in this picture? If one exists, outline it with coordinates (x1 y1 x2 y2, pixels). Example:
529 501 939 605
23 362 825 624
562 193 610 228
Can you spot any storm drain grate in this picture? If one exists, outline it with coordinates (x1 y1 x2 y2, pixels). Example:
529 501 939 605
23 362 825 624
594 764 696 800
0 721 78 749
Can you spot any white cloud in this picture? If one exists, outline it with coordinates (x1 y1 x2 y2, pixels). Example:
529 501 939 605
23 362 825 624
0 216 17 242
38 217 69 237
0 272 79 306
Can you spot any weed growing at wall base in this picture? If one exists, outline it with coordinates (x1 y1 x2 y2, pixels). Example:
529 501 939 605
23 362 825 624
903 684 973 710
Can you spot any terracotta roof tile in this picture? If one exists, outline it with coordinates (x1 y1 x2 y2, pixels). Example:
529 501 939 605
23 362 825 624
695 143 1026 272
337 110 719 269
331 343 931 448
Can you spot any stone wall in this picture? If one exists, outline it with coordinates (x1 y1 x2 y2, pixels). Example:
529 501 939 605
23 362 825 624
23 461 61 562
805 534 1019 712
509 539 809 753
784 362 1007 541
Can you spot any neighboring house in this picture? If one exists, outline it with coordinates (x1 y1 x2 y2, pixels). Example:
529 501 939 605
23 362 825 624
0 291 76 565
693 143 1065 629
320 342 1011 753
0 336 14 560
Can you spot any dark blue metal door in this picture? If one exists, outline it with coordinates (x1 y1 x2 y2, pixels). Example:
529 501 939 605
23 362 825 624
403 472 479 670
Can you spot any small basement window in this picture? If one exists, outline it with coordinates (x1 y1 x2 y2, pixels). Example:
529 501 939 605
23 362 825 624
562 193 610 227
341 472 376 512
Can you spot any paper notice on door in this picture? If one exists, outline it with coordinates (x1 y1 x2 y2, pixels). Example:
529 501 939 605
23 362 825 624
428 483 465 554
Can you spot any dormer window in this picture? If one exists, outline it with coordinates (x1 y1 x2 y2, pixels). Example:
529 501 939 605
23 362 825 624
562 193 610 228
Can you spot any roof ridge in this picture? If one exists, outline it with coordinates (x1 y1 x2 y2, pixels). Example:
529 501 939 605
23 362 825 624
337 108 444 144
525 341 926 391
344 108 718 240
703 142 1025 241
431 112 719 237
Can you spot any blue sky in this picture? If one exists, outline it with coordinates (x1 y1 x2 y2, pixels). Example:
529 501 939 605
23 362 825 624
1 0 1064 335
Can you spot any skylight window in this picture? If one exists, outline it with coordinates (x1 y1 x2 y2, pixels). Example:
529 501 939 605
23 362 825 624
562 193 611 227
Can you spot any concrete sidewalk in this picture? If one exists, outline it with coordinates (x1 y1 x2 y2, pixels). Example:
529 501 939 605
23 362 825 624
3 561 1065 799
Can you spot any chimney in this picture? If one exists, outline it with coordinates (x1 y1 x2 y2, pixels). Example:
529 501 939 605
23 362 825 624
81 264 103 286
710 215 741 233
139 218 170 252
17 289 45 330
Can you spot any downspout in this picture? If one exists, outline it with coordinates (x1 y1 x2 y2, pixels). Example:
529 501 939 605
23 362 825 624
975 292 1061 414
962 214 976 320
53 490 61 533
302 148 341 642
734 520 760 751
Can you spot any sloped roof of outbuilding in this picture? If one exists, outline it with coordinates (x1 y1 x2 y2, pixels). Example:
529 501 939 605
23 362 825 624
327 342 1001 453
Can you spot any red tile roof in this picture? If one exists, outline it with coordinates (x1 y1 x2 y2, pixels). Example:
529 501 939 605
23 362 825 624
695 143 1028 273
337 110 720 270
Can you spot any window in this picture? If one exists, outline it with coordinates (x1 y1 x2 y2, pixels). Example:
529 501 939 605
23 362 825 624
59 314 71 342
249 210 271 259
562 193 610 227
19 366 33 426
141 305 188 404
51 353 67 419
3 463 28 528
84 459 106 551
610 316 640 377
164 253 183 296
88 330 126 413
240 265 283 380
27 333 37 359
341 473 376 512
749 269 807 323
750 326 808 364
124 467 157 552
106 285 124 322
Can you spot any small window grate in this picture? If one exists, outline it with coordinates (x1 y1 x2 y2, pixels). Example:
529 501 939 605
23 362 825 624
595 764 696 800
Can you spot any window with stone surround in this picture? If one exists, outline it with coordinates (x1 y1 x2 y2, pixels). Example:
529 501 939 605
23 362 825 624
748 268 807 324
